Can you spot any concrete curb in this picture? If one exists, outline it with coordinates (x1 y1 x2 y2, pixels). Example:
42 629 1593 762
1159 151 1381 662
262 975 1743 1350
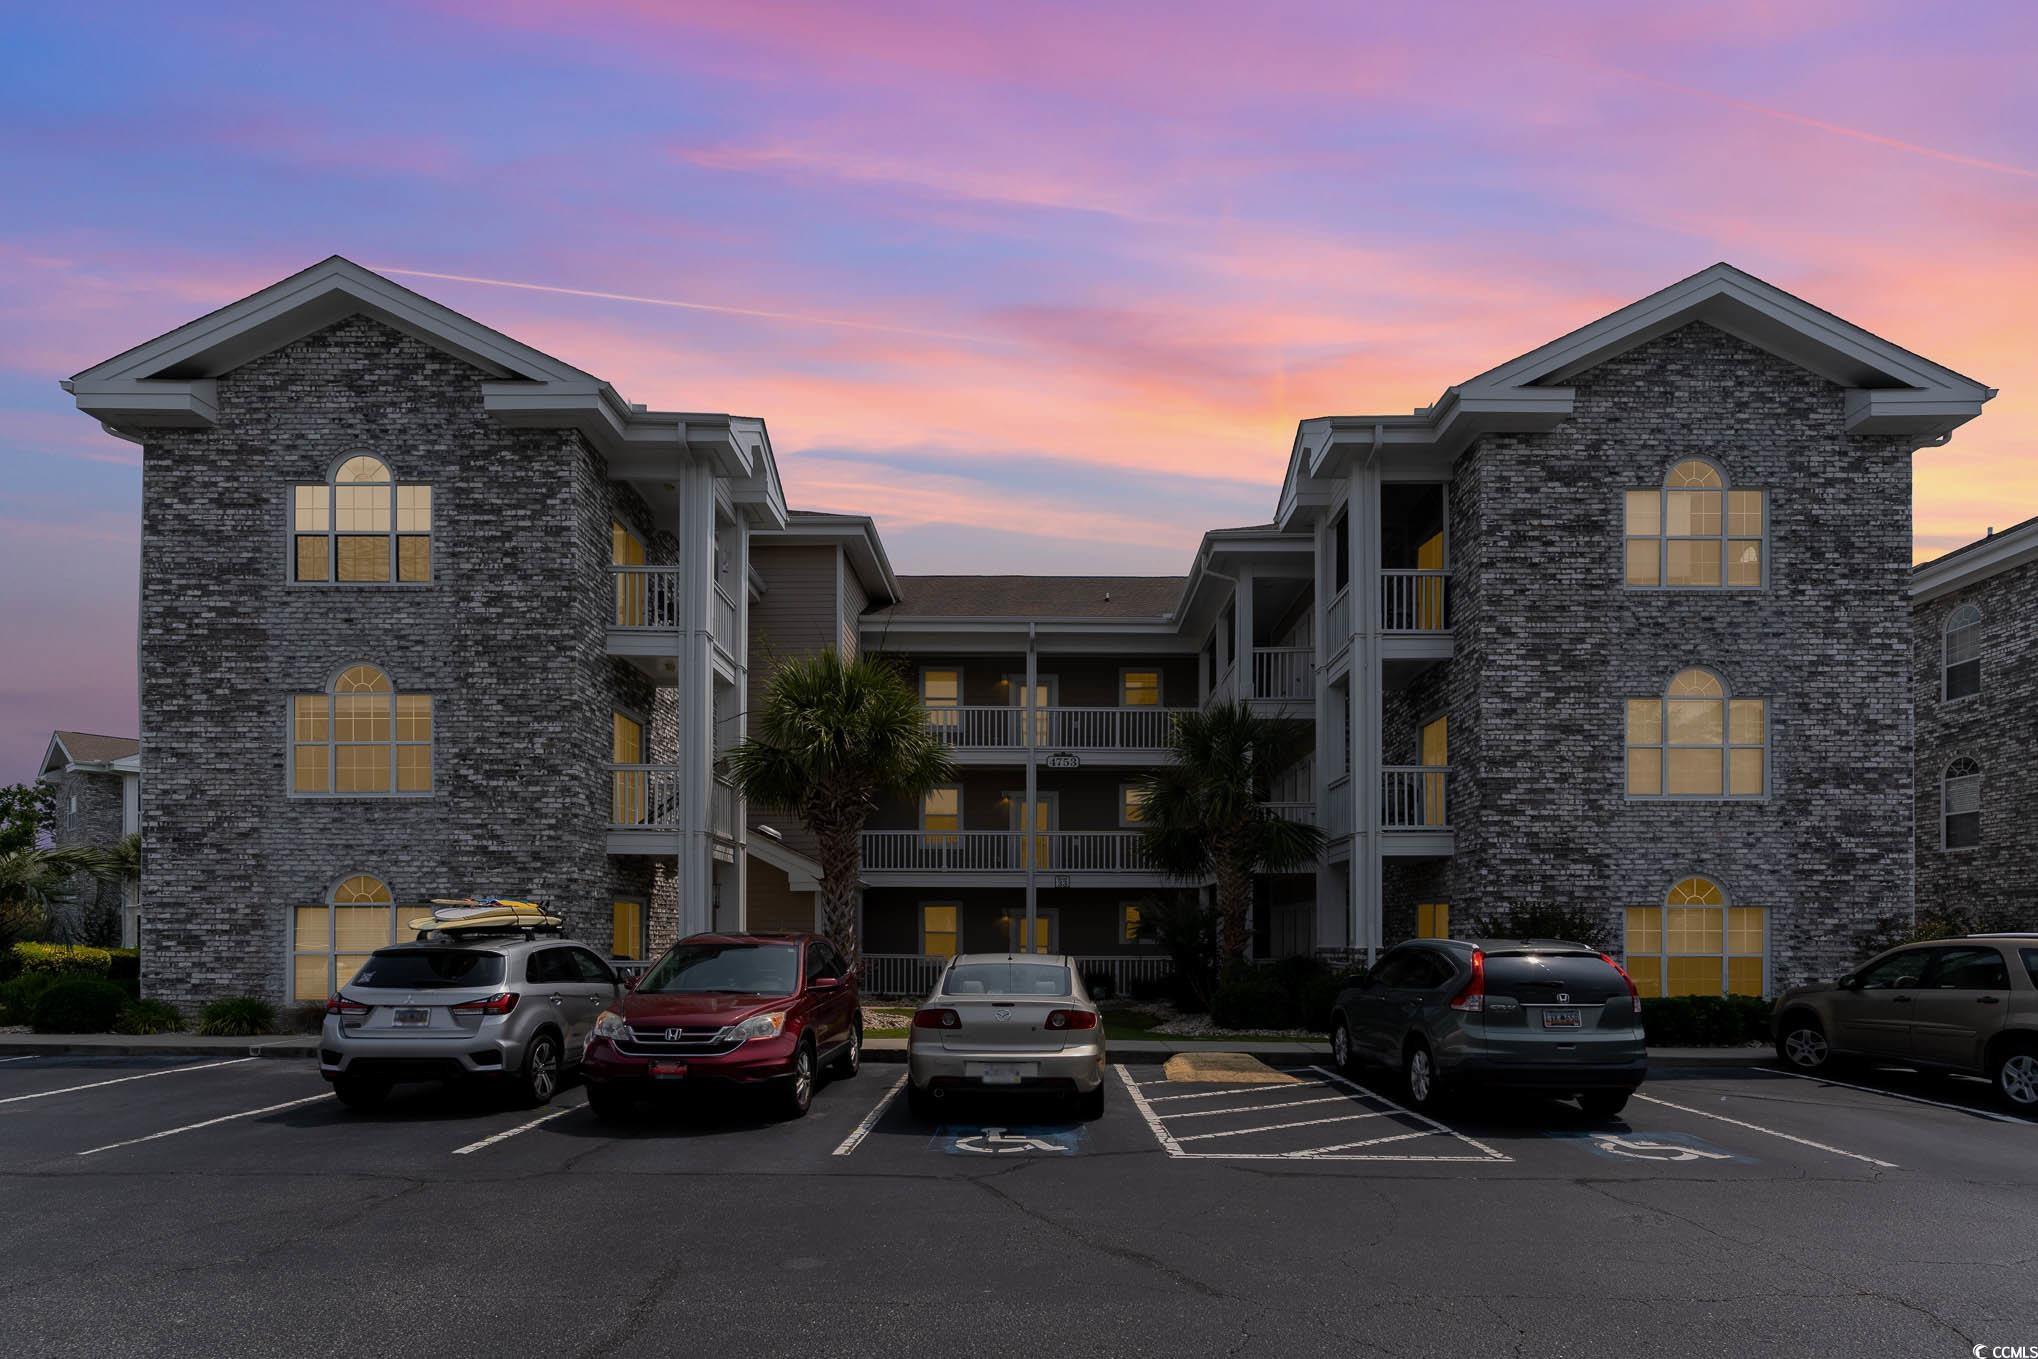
0 1037 317 1060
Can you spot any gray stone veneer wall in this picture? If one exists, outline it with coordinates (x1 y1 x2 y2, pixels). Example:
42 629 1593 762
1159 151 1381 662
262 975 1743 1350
136 316 651 1007
46 766 129 943
1913 556 2038 928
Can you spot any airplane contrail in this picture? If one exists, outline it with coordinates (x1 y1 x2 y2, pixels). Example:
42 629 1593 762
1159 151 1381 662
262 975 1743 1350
372 266 1012 344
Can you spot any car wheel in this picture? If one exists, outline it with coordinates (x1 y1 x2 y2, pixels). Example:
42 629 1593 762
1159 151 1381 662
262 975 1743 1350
1578 1089 1630 1119
1330 1017 1357 1074
518 1031 562 1108
1403 1040 1446 1112
831 1025 862 1079
907 1083 939 1122
330 1075 388 1111
1776 1013 1832 1073
1075 1081 1106 1120
1991 1044 2038 1112
585 1082 632 1122
776 1041 816 1119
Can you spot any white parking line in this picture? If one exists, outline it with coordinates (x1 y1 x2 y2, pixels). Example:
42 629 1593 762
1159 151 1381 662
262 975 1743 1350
0 1058 255 1106
1161 1095 1352 1120
0 1055 42 1064
1174 1111 1388 1143
1141 1080 1330 1104
451 1102 583 1155
1292 1130 1431 1156
1632 1092 1899 1169
78 1093 334 1157
1306 1066 1512 1163
1119 1065 1187 1155
832 1073 909 1156
1750 1066 2027 1125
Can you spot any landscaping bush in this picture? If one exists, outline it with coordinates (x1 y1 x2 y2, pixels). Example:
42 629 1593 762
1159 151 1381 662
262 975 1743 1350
30 977 129 1034
106 949 141 983
0 971 61 1024
288 1002 329 1034
196 996 276 1037
1299 971 1354 1032
10 941 114 978
113 998 185 1035
1639 995 1771 1047
1211 964 1299 1030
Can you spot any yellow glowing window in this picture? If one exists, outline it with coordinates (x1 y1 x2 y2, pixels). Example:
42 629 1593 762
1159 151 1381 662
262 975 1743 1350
294 456 431 584
1121 671 1161 706
612 713 646 825
1120 784 1148 825
292 666 432 796
612 901 645 960
1627 669 1764 799
1417 902 1449 939
921 904 960 958
1122 902 1142 944
1625 880 1765 999
1626 459 1764 590
293 874 403 1002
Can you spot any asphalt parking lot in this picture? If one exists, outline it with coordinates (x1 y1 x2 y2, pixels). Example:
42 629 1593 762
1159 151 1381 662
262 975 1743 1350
2 1053 2032 1358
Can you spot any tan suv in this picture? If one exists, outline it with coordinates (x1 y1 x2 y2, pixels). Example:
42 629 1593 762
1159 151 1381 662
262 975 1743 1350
1773 934 2038 1111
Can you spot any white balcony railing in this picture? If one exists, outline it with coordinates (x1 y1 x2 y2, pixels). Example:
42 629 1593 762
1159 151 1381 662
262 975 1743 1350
1382 764 1450 829
1261 800 1317 826
711 777 739 841
1208 661 1238 708
610 764 680 829
860 953 1174 998
711 583 738 655
1382 569 1449 633
924 705 1190 752
611 565 682 630
1324 773 1352 832
1325 586 1352 651
1249 647 1314 702
860 830 1150 873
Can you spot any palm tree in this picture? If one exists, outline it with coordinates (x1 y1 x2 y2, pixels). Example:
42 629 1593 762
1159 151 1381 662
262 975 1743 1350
1134 702 1326 965
0 845 114 954
727 649 954 972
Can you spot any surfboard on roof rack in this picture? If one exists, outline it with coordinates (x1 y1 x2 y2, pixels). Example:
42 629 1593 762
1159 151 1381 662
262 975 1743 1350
407 897 564 938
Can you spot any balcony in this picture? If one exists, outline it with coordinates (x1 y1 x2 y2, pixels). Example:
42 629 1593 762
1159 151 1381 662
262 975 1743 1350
1382 764 1452 856
862 952 1174 999
1325 586 1352 655
1381 570 1449 633
924 705 1192 763
606 566 739 675
860 830 1164 885
607 766 741 851
1249 647 1313 703
1261 800 1316 826
712 583 737 660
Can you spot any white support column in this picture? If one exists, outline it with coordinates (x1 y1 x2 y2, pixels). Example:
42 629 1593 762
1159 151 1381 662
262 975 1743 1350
1313 513 1339 954
1350 455 1385 962
1022 622 1038 950
1235 569 1256 703
728 518 751 932
674 458 718 936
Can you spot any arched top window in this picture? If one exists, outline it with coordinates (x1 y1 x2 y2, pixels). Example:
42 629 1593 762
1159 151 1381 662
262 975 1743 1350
331 873 392 903
1943 604 1981 701
1943 757 1981 849
1624 874 1766 998
293 454 432 584
1626 668 1766 799
292 873 408 1001
1625 458 1765 589
291 665 433 797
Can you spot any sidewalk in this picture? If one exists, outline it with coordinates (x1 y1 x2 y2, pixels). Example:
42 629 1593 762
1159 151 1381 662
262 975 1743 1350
0 1031 1773 1069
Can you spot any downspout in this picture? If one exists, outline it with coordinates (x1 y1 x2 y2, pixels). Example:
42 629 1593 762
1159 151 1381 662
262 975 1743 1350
1024 622 1038 953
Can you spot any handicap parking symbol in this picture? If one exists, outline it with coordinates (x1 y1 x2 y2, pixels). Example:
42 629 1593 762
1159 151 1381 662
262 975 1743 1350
939 1124 1083 1155
1548 1129 1750 1165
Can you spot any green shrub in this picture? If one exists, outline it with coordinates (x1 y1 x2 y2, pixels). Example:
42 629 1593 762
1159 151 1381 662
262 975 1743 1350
288 1002 328 1034
30 978 129 1034
0 972 62 1024
113 998 185 1035
10 941 114 977
1639 995 1771 1047
196 996 275 1037
1211 965 1299 1030
106 949 141 983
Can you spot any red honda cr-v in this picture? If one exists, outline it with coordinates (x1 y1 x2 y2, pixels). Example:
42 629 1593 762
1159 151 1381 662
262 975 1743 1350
581 932 861 1119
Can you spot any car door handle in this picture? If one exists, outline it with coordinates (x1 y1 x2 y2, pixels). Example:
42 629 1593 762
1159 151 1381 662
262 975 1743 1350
1978 995 2001 1004
1891 995 1912 1004
550 995 565 1005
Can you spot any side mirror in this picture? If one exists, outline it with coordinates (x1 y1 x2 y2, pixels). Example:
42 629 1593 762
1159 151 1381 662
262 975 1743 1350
623 973 639 992
1837 974 1861 991
809 975 843 992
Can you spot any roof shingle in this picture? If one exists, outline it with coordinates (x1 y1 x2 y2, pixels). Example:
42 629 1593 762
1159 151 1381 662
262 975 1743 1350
869 575 1184 620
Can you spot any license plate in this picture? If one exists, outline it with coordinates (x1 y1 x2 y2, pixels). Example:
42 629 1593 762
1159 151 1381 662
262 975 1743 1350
979 1063 1025 1085
394 1008 429 1027
650 1061 687 1080
1541 1008 1582 1029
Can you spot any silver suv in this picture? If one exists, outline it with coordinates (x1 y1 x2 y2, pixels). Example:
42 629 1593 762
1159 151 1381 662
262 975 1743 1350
1773 934 2038 1111
319 935 621 1109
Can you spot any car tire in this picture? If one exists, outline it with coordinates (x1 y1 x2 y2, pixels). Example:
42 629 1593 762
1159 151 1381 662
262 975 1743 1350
517 1031 562 1108
831 1025 862 1080
907 1083 939 1122
775 1041 816 1120
585 1082 632 1122
1330 1017 1358 1075
1775 1013 1832 1073
1075 1080 1106 1120
1578 1089 1630 1119
1403 1040 1446 1112
330 1075 388 1111
1990 1042 2038 1113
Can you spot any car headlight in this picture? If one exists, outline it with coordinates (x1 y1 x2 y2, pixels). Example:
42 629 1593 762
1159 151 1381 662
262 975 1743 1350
730 1011 788 1042
593 1010 627 1039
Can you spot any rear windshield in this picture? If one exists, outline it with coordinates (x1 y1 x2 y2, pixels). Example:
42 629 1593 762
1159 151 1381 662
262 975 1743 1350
1483 952 1623 997
638 942 799 997
352 949 506 990
943 963 1071 997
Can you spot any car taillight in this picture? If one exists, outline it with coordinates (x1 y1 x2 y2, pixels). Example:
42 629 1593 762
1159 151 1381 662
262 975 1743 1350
450 992 519 1016
1599 953 1644 1016
1046 1009 1099 1031
325 993 367 1016
1449 950 1486 1012
912 1008 961 1029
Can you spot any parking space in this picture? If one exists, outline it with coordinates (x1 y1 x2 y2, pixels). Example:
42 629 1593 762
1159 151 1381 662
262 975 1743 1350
1121 1064 1511 1162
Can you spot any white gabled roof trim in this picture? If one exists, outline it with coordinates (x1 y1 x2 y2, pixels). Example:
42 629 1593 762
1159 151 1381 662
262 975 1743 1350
1911 518 2038 603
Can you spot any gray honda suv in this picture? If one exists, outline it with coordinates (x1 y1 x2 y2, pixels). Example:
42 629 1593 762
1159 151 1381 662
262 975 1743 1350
320 935 621 1109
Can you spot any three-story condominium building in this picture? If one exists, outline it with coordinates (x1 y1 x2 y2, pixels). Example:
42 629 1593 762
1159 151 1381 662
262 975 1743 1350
65 258 1993 1007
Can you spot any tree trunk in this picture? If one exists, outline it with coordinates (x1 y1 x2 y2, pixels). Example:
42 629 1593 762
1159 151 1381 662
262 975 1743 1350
808 799 866 974
1213 834 1252 965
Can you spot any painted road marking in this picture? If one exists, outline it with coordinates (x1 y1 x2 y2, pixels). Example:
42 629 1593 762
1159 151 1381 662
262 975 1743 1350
1557 1130 1745 1164
1120 1064 1187 1155
1291 1130 1430 1156
0 1055 42 1064
0 1058 255 1107
78 1093 334 1157
1140 1080 1330 1104
949 1126 1077 1155
1752 1066 2027 1125
1633 1092 1898 1169
451 1102 582 1155
1305 1067 1513 1162
1174 1111 1388 1143
1162 1094 1352 1120
831 1073 909 1156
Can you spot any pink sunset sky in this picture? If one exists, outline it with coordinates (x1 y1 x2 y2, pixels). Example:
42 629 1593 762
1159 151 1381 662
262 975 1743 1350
1 1 2034 778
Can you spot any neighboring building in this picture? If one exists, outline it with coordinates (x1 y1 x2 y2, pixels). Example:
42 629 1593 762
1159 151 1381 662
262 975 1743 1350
65 258 1993 1006
1912 515 2038 929
37 730 142 945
